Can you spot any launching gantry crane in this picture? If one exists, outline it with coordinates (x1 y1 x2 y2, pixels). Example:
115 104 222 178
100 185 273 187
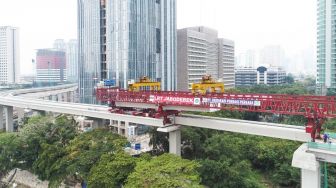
191 75 224 94
128 76 161 92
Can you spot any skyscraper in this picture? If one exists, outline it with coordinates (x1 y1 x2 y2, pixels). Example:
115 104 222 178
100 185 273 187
260 45 285 67
78 0 176 103
177 26 235 91
66 39 78 83
0 26 20 84
53 39 79 83
317 0 336 94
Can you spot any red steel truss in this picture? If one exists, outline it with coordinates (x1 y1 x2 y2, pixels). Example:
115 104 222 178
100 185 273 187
96 87 336 140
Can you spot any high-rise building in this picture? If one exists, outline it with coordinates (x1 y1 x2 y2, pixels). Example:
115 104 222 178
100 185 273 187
317 0 336 94
0 26 20 84
235 49 256 68
36 49 66 83
218 38 235 88
177 26 234 91
53 39 78 83
260 45 285 67
78 0 176 103
66 39 78 83
245 49 256 68
53 39 66 50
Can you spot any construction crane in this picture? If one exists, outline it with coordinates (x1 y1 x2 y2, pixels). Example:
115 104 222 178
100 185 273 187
191 75 224 94
128 76 161 92
95 76 336 141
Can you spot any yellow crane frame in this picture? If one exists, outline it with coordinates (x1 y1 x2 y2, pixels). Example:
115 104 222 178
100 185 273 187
191 75 224 94
128 76 161 91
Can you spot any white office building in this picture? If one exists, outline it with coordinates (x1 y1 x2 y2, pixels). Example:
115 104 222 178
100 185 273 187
0 26 20 84
177 26 235 91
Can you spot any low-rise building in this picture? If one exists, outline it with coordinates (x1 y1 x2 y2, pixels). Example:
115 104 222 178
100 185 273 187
235 66 286 87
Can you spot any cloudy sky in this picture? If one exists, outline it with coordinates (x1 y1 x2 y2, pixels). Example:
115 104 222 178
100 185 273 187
0 0 316 75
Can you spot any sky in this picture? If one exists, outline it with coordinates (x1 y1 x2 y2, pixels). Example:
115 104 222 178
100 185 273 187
0 0 316 75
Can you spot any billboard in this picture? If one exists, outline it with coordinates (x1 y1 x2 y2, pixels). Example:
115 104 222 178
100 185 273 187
149 95 201 105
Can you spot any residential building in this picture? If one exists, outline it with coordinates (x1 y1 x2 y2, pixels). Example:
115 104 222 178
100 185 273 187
35 49 66 83
0 26 20 84
53 39 78 83
177 26 234 91
317 0 336 95
235 66 286 87
78 0 176 103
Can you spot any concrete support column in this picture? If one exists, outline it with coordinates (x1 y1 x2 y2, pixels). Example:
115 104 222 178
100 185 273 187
71 91 75 103
125 121 129 137
292 144 321 188
5 106 13 132
117 121 122 135
62 93 67 102
169 129 181 156
57 94 63 102
0 106 4 131
301 167 321 188
157 125 181 156
65 92 70 102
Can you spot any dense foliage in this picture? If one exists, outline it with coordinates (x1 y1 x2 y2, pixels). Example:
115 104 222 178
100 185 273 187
0 115 202 188
125 153 202 188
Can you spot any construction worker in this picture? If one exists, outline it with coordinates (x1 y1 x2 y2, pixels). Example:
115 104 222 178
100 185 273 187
323 133 329 143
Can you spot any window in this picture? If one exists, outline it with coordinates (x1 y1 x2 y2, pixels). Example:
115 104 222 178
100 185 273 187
156 28 161 53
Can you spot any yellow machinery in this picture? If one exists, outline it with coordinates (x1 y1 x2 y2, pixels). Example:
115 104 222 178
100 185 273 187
191 75 224 94
128 76 161 91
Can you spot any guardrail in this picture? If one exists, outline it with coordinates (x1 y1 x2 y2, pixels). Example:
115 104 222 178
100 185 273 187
307 142 336 152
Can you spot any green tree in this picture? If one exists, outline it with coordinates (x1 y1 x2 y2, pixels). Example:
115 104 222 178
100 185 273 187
285 74 295 84
181 127 217 159
19 116 77 171
125 153 202 188
199 159 263 188
49 129 127 187
88 152 136 187
0 132 22 179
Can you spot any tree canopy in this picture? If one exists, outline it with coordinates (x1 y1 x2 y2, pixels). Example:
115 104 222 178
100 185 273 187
125 153 202 188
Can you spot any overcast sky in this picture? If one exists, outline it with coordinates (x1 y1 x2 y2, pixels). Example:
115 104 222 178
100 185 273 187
0 0 316 75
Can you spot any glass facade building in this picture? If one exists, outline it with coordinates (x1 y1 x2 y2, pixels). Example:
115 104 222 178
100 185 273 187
78 0 176 103
317 0 336 94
